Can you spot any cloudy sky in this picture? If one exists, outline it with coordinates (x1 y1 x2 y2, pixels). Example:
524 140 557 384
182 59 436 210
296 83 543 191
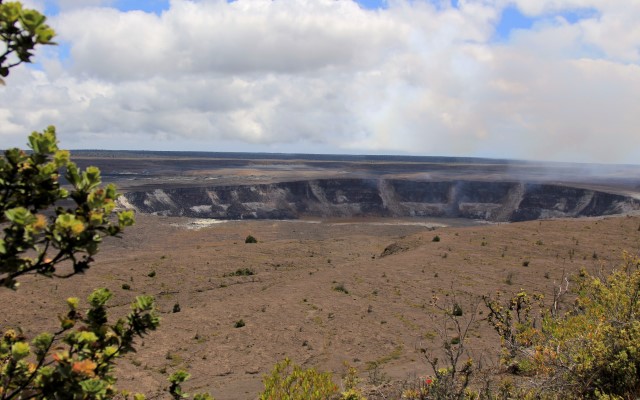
2 0 639 163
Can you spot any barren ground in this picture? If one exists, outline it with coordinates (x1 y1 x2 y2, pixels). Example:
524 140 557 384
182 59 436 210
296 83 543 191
3 213 640 398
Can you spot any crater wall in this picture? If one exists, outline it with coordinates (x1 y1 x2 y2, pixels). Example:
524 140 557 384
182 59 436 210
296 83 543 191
119 179 640 222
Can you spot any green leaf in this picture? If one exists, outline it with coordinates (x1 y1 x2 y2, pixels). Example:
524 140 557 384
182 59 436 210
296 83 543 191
83 166 102 190
119 210 135 227
169 370 191 384
67 297 79 310
55 213 85 235
11 341 30 360
88 288 112 308
19 9 47 31
66 162 81 186
79 379 108 395
133 295 154 312
193 393 215 400
32 332 53 354
5 207 35 225
194 394 215 400
75 331 99 344
53 149 70 167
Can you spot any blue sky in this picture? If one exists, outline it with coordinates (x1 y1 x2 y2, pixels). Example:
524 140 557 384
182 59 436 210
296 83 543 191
2 0 639 163
40 0 552 41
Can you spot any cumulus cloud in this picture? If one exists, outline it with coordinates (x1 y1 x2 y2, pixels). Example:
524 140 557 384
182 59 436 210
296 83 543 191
1 0 639 163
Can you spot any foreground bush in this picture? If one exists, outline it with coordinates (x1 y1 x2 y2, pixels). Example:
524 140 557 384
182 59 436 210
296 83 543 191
260 358 339 400
0 7 215 396
0 288 158 398
259 358 368 400
485 253 640 399
0 127 135 288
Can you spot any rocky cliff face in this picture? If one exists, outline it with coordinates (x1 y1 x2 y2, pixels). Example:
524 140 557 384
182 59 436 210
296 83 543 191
118 179 640 222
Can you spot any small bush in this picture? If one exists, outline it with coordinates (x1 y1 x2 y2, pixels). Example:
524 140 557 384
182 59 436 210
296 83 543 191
452 303 463 316
260 358 338 400
226 268 254 276
122 283 131 290
172 303 181 313
333 283 349 294
484 256 640 398
234 319 245 328
148 270 156 278
522 260 530 267
0 289 159 399
432 235 440 242
245 235 258 244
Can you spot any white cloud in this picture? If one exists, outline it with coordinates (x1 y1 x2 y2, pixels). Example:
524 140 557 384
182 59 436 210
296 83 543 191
55 0 406 80
1 0 639 164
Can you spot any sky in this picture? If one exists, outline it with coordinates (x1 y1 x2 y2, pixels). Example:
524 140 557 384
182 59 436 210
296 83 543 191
1 0 639 164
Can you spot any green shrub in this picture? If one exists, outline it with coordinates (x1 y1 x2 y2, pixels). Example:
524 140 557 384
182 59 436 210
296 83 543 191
432 235 440 242
0 6 210 399
485 254 640 398
0 127 135 289
225 268 254 277
0 1 55 84
0 289 159 399
245 235 258 244
168 371 214 400
259 358 338 400
333 283 349 294
234 319 245 328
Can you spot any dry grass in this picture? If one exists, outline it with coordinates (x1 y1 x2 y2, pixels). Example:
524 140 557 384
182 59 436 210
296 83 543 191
2 213 639 398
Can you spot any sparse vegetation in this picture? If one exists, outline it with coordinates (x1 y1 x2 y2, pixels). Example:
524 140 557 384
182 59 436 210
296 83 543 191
4 20 640 396
259 358 338 400
334 283 349 294
224 268 255 277
245 235 258 244
482 255 640 398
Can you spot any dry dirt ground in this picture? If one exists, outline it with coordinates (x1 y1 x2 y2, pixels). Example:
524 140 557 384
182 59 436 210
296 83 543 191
3 214 640 399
